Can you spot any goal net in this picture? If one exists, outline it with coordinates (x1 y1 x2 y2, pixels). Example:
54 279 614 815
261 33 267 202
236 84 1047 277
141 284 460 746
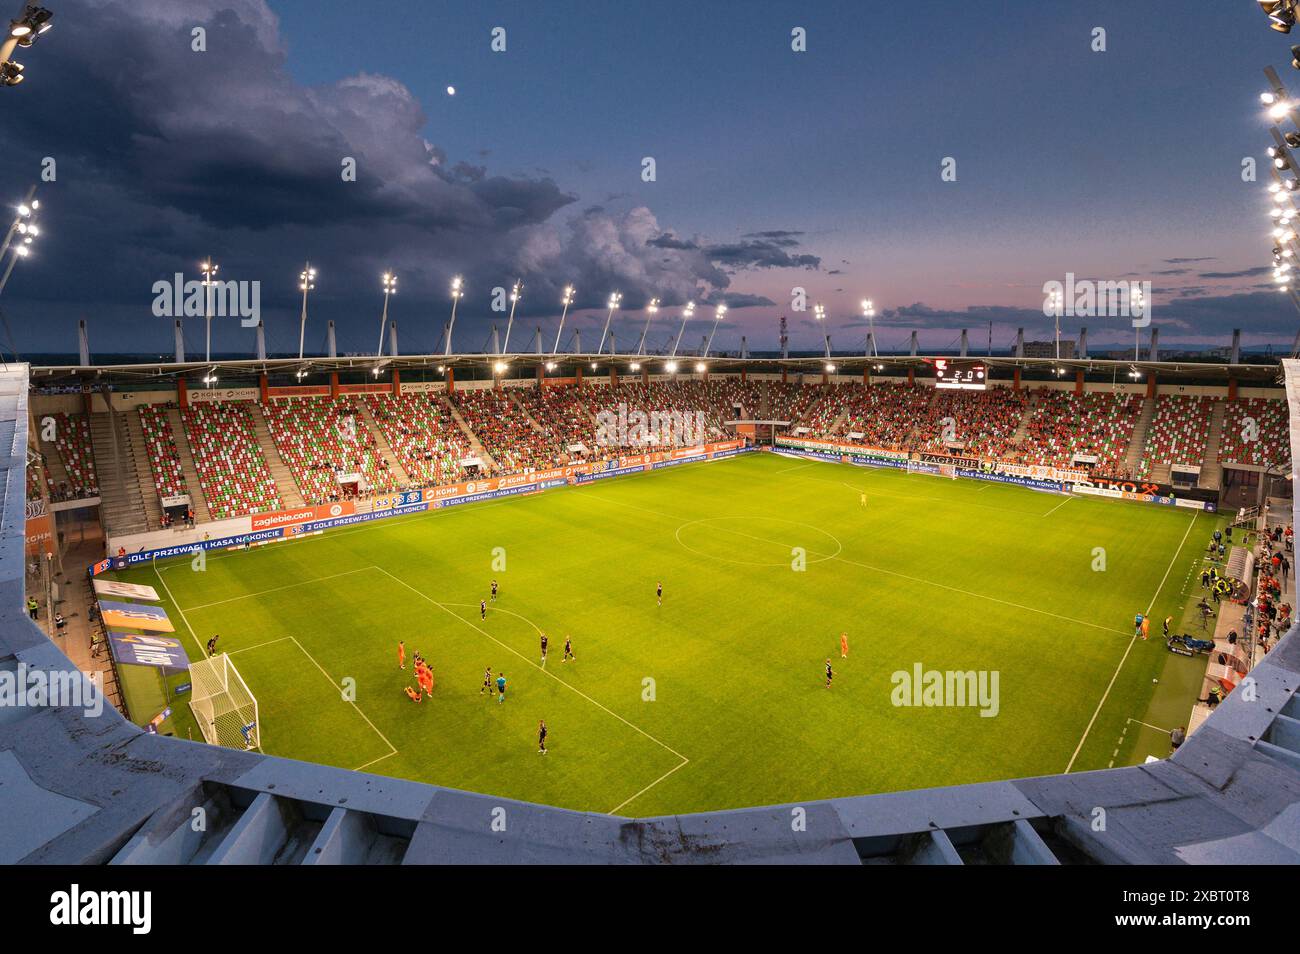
189 653 259 750
906 459 957 479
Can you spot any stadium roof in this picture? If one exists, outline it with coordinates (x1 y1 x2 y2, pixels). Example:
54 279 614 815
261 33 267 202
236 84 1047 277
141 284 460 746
25 353 1288 388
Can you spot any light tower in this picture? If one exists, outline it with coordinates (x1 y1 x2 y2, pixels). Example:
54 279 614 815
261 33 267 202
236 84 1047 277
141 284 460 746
597 291 621 355
201 259 219 362
552 284 575 353
671 300 695 357
703 303 726 357
297 262 316 360
639 297 659 355
502 280 522 354
376 271 397 357
444 275 463 356
861 298 877 357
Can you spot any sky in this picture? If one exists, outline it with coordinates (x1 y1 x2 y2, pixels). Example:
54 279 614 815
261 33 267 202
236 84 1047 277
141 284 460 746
1 0 1298 358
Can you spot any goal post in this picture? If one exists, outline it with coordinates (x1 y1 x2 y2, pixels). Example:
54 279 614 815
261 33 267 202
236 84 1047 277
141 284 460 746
189 653 260 751
905 459 956 479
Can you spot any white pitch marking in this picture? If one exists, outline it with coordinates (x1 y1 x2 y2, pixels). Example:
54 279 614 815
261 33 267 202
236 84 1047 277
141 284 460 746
1064 511 1198 774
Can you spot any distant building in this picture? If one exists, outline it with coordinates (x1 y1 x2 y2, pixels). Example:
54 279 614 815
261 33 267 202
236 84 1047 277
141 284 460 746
1022 340 1075 359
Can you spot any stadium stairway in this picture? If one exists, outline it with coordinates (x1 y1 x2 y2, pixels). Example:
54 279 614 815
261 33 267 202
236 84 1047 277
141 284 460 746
1010 389 1039 444
89 411 150 536
164 406 212 523
505 388 548 437
1199 401 1226 491
123 412 165 529
249 408 306 509
355 402 411 486
440 395 498 472
1120 396 1156 475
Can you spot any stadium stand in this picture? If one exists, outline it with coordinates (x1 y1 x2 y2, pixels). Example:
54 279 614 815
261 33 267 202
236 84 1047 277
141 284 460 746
364 392 472 487
1137 395 1216 479
1220 398 1291 469
46 412 98 500
768 381 823 424
837 383 932 449
137 403 188 502
180 402 282 520
1018 390 1141 473
916 386 1029 457
512 385 597 457
264 397 403 503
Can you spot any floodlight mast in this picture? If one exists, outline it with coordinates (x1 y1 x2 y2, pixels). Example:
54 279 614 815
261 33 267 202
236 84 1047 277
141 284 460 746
376 271 396 357
596 291 621 355
444 275 463 356
297 262 316 360
502 280 521 354
671 301 695 358
200 258 218 362
638 298 659 355
552 285 575 354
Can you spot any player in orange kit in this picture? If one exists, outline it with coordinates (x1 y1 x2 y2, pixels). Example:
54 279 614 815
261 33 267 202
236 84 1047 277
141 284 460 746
398 640 406 670
840 632 849 658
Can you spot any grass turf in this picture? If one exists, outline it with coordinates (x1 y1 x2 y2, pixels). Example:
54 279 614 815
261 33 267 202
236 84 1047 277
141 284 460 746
106 451 1218 817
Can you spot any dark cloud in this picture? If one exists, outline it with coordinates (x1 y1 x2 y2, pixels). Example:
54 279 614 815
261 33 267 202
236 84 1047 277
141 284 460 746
1164 257 1217 264
0 0 754 351
1198 266 1272 279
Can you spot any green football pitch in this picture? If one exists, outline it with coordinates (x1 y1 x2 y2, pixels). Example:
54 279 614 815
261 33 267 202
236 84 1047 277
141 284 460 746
107 451 1220 817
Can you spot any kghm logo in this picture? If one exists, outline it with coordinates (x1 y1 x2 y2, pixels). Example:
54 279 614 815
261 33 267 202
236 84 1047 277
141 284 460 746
151 269 261 327
50 884 151 934
890 663 1000 717
595 402 705 448
1042 272 1151 328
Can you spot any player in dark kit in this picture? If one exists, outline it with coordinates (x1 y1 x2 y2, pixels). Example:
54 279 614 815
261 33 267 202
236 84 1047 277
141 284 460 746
656 581 663 606
540 632 549 666
480 666 492 695
562 635 575 663
207 634 220 657
825 658 833 688
538 719 548 754
480 599 487 620
491 579 498 602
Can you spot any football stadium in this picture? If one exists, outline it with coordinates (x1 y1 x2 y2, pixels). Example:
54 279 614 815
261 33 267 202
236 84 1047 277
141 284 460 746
2 3 1300 903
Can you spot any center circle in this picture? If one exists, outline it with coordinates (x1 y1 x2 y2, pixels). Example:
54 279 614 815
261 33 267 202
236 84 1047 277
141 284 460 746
674 516 842 567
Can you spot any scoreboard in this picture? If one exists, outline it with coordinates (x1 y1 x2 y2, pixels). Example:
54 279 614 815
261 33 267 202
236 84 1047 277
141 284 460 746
933 359 988 391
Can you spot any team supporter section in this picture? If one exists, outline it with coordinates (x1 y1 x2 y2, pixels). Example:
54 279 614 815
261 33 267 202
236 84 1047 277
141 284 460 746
1018 390 1141 474
181 402 281 519
1137 394 1215 478
363 393 471 487
49 411 98 500
838 383 931 449
451 388 556 472
265 397 401 503
918 387 1028 457
138 403 187 502
1220 397 1289 468
25 463 42 500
